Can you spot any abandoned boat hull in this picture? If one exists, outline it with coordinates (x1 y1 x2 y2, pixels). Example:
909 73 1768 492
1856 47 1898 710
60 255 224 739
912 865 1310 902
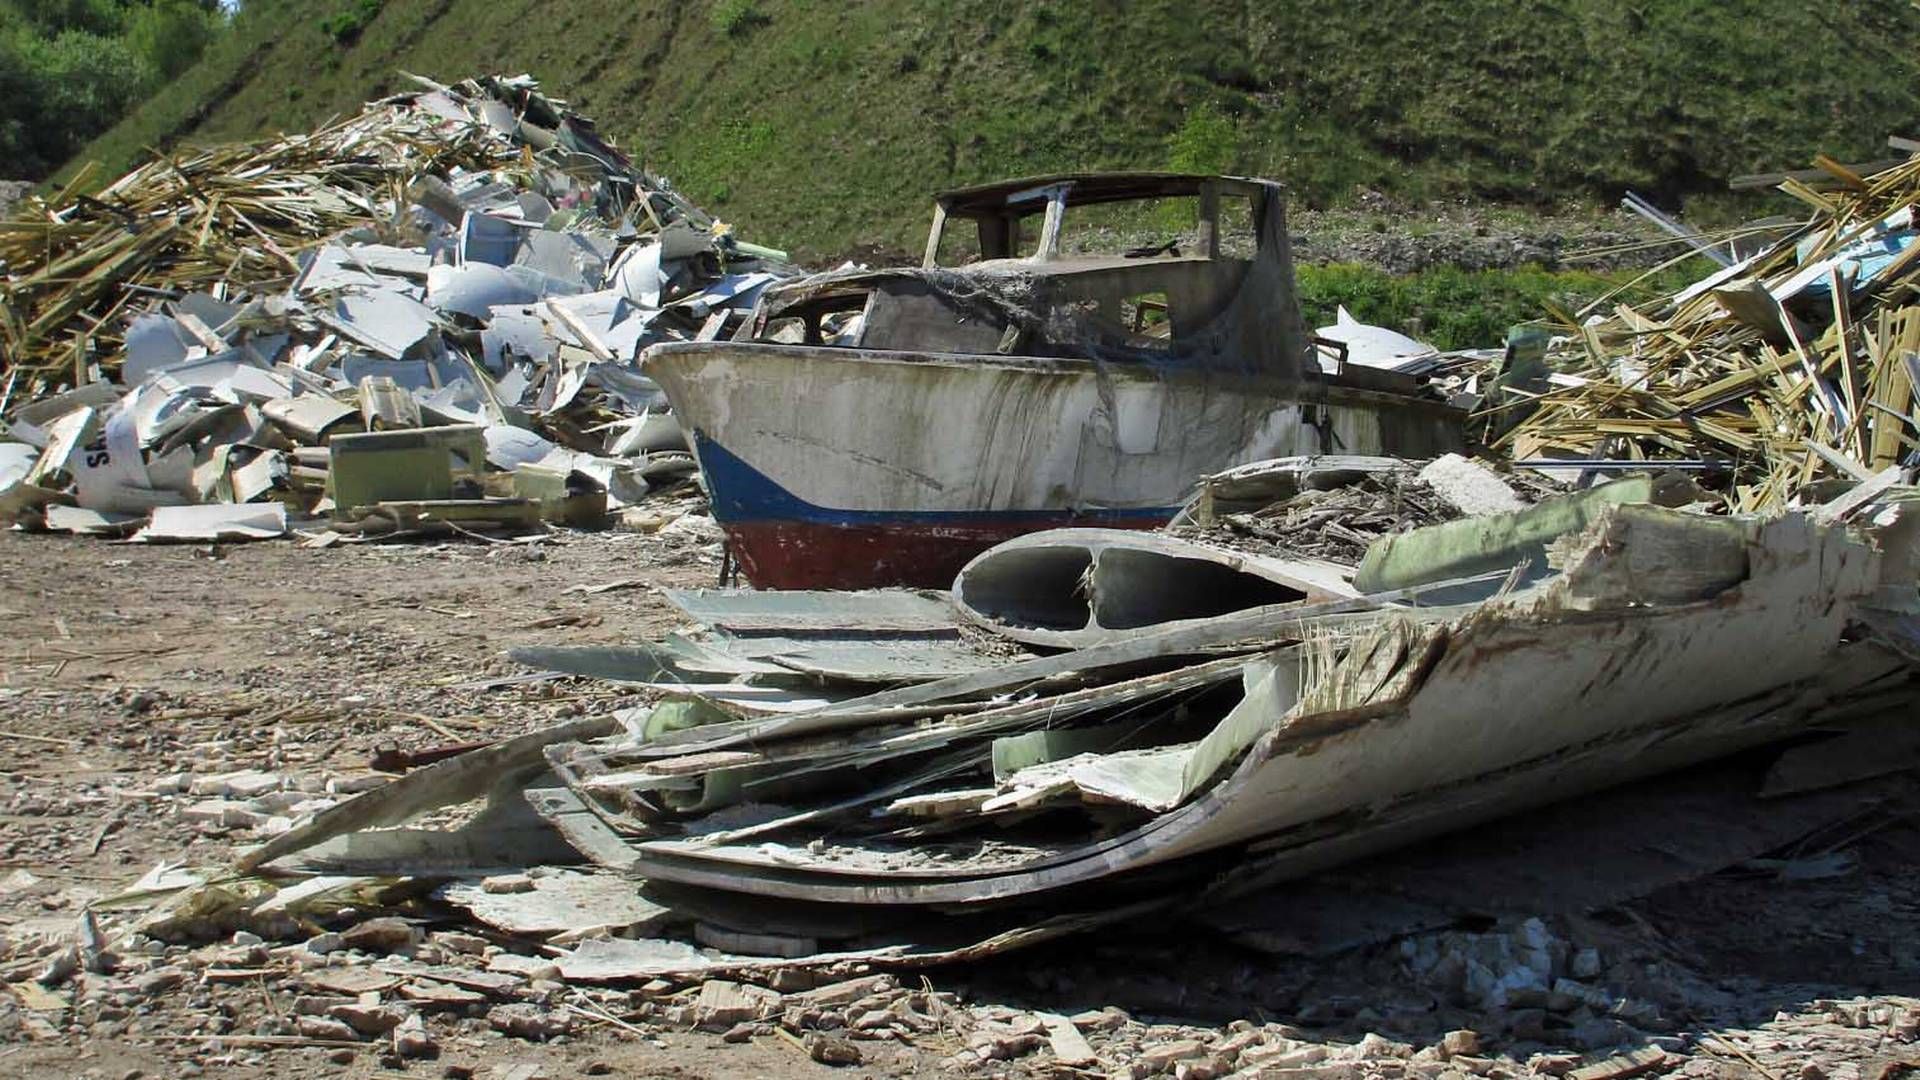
621 509 1905 907
647 342 1463 588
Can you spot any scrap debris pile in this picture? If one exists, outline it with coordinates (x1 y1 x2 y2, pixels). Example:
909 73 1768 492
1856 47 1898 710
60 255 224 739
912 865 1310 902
1168 453 1565 565
0 74 790 540
1478 154 1920 511
92 452 1915 999
3 78 1920 1075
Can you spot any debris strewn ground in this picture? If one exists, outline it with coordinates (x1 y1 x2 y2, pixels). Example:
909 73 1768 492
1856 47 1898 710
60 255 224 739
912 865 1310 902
2 530 1918 1079
2 68 1920 1080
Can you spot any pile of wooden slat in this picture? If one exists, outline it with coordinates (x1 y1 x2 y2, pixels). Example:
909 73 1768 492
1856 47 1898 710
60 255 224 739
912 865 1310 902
1489 154 1920 512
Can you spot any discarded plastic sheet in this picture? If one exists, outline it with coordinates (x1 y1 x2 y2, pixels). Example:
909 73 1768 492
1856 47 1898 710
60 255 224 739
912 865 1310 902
663 588 961 635
426 263 540 319
1315 306 1442 374
296 244 412 297
122 313 199 385
70 403 185 514
0 451 53 518
261 395 358 443
670 272 779 316
484 425 557 470
603 412 689 456
134 502 289 542
532 448 647 508
320 290 440 360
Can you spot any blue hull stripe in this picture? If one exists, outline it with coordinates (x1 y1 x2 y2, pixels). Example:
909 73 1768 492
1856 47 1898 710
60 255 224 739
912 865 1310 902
694 432 1177 527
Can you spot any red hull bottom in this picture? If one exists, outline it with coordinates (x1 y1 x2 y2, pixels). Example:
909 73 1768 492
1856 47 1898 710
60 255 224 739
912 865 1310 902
724 517 1163 590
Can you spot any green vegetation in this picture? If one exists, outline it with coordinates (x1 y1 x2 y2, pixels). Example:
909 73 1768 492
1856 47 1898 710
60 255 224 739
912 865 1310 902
1166 102 1238 177
1295 262 1706 351
1 0 225 178
45 0 1920 263
318 0 382 45
707 0 766 39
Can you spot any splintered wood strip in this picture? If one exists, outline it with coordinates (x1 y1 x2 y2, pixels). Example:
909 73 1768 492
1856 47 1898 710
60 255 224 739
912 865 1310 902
1829 273 1866 460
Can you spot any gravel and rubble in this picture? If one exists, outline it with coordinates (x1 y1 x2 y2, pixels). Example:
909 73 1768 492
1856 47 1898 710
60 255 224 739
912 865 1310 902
0 181 27 222
1 525 1917 1079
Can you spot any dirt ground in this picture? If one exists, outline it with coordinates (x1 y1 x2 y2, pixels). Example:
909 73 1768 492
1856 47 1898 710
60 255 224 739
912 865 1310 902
0 525 1917 1079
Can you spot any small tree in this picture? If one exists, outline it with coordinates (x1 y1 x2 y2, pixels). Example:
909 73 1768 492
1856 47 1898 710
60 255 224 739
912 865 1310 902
126 0 219 82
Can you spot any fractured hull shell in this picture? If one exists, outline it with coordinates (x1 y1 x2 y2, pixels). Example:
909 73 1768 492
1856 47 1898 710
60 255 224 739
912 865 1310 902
644 341 1463 588
951 527 1356 649
625 510 1907 906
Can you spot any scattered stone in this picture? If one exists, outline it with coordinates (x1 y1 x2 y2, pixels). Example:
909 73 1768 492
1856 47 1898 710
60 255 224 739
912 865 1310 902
1438 1030 1482 1060
790 975 896 1009
1569 1016 1635 1051
1529 1052 1585 1077
400 979 487 1009
487 953 562 980
341 917 420 954
305 968 404 996
36 944 80 987
293 995 355 1016
1565 1046 1667 1080
1141 1039 1209 1072
1343 1033 1414 1060
722 1022 755 1043
179 799 265 830
481 874 536 895
1073 1006 1129 1032
393 1013 438 1058
193 770 286 798
330 1002 411 1035
1038 1011 1097 1067
489 1003 571 1041
691 980 783 1028
327 774 387 795
1242 1044 1329 1069
973 1031 1044 1061
296 1015 360 1041
132 967 186 996
431 932 489 956
807 1032 862 1067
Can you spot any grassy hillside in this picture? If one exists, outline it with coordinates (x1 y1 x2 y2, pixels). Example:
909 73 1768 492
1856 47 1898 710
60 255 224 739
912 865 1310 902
59 0 1920 260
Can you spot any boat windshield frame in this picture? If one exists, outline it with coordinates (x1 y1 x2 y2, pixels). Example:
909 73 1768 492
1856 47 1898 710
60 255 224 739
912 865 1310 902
921 173 1279 268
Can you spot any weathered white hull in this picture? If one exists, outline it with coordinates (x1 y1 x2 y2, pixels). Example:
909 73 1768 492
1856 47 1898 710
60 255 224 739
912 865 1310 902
644 341 1461 586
